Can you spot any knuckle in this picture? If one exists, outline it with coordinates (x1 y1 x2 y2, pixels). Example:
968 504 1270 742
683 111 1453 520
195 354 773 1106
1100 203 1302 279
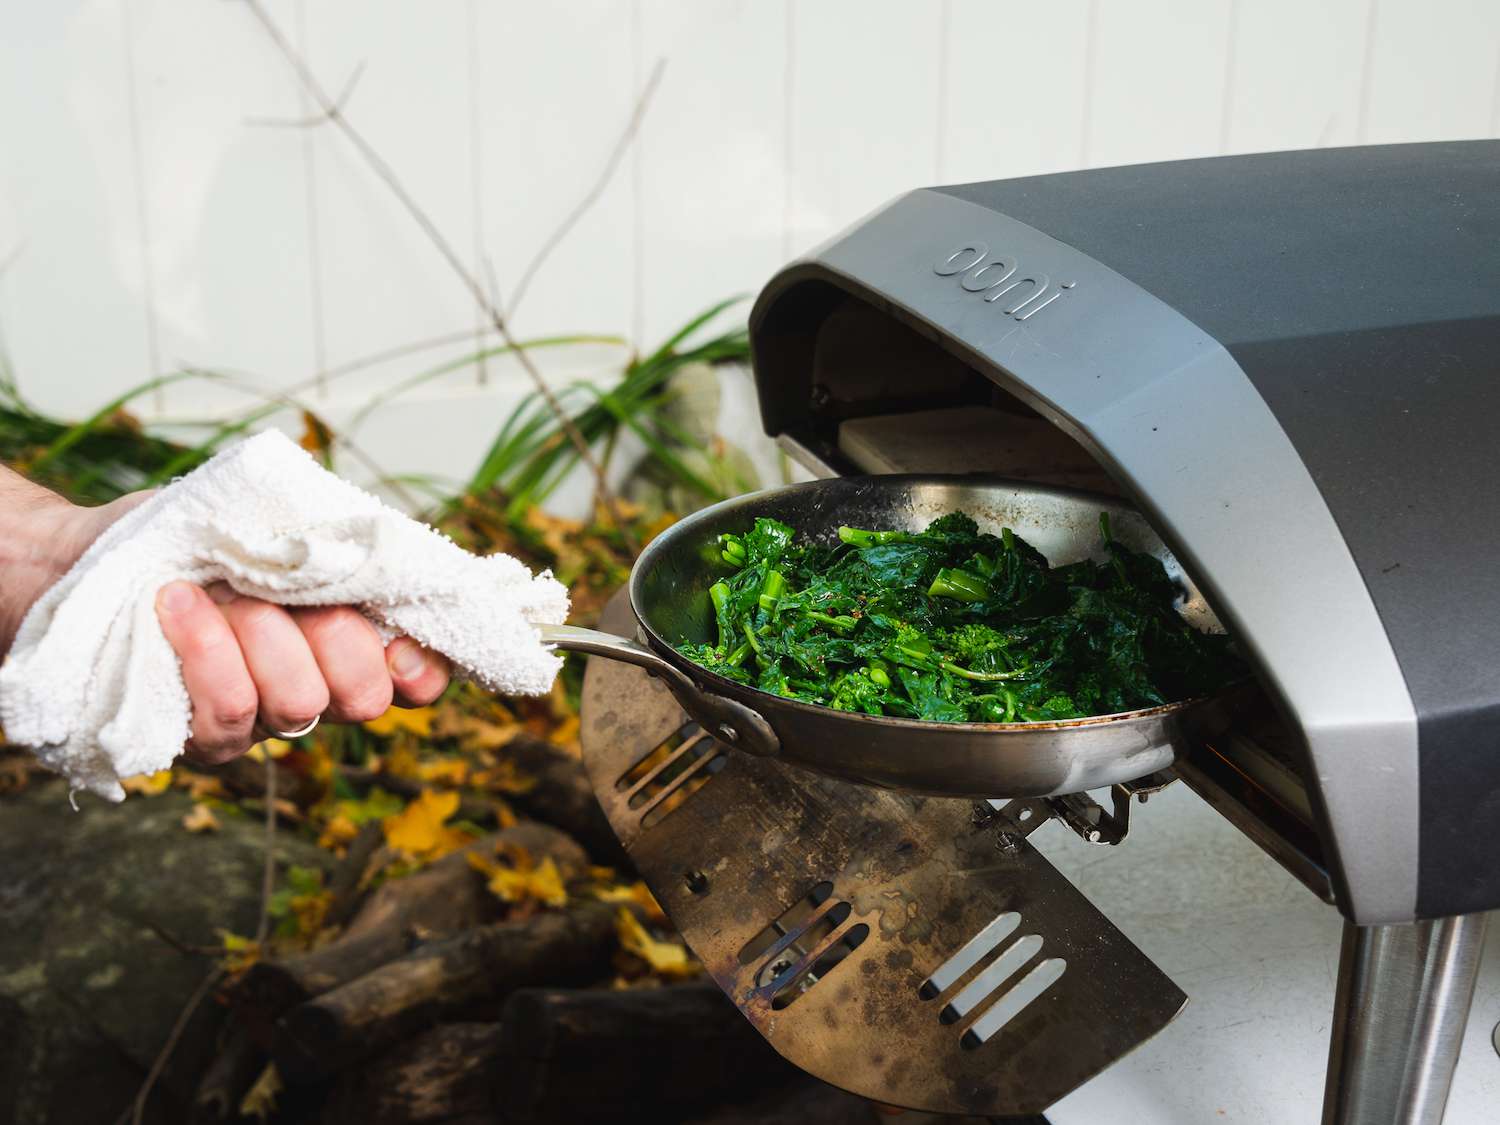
335 681 394 723
268 687 330 729
211 689 259 733
176 618 234 661
189 741 247 766
299 606 365 644
234 599 285 635
401 676 447 707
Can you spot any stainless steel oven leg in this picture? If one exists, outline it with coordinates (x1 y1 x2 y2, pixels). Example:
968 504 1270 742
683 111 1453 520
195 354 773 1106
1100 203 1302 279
1322 912 1489 1125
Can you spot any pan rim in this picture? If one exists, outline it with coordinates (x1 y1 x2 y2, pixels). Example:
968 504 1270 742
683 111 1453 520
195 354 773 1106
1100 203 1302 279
626 473 1227 734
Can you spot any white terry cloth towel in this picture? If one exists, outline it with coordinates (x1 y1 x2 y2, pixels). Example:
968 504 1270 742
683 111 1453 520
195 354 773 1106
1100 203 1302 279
0 430 569 802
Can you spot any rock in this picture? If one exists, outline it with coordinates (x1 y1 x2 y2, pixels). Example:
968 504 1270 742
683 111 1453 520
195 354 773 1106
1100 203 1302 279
0 778 331 1125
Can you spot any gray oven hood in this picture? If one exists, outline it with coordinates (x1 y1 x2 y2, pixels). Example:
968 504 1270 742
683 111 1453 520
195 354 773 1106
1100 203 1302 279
748 141 1500 926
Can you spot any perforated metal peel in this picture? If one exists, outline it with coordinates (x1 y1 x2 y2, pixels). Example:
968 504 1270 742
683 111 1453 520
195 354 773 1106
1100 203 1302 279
579 592 1187 1117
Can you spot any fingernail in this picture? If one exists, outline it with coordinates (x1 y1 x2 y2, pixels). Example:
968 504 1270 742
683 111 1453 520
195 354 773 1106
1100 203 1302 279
158 582 196 614
206 582 237 605
390 642 427 679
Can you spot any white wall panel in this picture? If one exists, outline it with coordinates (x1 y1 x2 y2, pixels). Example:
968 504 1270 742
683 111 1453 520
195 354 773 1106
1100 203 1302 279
940 1 1092 185
124 0 316 395
1359 0 1500 143
1223 0 1368 154
3 0 1499 481
786 0 943 252
301 0 477 391
0 1 154 417
636 0 785 344
1085 0 1234 168
471 1 636 352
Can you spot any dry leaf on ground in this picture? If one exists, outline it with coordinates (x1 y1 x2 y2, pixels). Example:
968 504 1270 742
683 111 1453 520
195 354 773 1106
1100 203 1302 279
468 846 568 909
121 770 173 797
364 706 436 739
616 908 701 979
595 880 668 926
181 803 220 833
240 1062 283 1120
382 789 471 860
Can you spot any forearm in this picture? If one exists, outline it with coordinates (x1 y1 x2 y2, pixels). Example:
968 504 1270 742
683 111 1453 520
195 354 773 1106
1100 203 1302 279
0 466 77 658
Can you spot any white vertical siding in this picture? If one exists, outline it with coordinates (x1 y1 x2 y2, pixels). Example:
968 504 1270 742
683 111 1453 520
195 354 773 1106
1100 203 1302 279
2 0 1498 477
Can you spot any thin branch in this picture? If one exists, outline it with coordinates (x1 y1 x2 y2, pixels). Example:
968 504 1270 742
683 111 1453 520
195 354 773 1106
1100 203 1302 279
245 61 366 129
172 366 427 511
128 966 224 1125
506 58 666 320
240 0 639 550
254 752 277 945
0 241 24 283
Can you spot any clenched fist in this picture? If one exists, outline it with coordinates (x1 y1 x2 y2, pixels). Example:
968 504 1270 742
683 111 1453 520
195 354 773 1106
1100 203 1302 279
0 467 449 764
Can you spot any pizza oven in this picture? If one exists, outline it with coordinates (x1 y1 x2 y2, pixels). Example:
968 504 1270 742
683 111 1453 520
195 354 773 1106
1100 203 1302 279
577 141 1500 1124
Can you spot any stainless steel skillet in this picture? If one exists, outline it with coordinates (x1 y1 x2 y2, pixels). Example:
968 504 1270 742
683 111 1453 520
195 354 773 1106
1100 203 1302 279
538 475 1235 799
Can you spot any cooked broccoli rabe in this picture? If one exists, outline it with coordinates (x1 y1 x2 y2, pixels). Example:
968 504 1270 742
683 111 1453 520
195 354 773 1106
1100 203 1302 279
678 511 1243 723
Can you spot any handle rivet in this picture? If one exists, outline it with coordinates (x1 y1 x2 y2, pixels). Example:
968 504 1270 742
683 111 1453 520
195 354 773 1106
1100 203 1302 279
718 725 739 742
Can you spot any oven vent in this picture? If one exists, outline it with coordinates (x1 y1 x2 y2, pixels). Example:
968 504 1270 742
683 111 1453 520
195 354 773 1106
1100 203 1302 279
920 910 1068 1048
614 721 726 829
738 881 870 1010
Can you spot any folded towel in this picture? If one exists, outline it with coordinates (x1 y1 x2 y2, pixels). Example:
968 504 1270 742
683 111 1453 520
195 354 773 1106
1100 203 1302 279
0 431 568 801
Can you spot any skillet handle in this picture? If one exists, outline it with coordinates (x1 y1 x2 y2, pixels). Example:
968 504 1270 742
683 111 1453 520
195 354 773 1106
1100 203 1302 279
537 623 780 758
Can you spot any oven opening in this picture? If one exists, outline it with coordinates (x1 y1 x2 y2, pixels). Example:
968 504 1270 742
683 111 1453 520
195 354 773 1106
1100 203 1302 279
755 282 1331 899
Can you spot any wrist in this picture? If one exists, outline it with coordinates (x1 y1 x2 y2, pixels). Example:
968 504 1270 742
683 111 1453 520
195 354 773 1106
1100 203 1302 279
0 483 85 659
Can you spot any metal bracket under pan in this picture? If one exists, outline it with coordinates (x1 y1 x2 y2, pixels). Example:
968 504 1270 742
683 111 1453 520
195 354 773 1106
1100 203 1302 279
579 593 1187 1118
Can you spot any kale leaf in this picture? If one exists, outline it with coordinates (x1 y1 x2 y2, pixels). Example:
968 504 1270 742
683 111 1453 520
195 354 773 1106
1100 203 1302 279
678 512 1245 723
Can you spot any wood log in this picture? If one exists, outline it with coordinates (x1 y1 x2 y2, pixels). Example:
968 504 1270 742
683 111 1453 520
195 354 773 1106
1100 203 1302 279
325 820 385 928
679 1078 882 1125
491 982 798 1122
499 736 628 867
189 1024 265 1124
232 822 588 1039
324 1022 503 1125
274 902 618 1083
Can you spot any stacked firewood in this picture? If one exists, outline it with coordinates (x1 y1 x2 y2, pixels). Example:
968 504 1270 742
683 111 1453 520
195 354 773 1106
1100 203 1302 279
188 734 891 1125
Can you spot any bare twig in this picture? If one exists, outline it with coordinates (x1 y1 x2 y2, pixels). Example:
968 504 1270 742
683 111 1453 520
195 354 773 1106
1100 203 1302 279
0 241 24 283
171 366 428 511
254 751 277 945
127 966 224 1125
121 752 277 1124
245 61 366 128
505 58 666 320
240 0 639 550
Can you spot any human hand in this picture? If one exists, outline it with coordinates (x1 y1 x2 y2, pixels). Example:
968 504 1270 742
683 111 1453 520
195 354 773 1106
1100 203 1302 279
155 581 450 764
0 479 449 765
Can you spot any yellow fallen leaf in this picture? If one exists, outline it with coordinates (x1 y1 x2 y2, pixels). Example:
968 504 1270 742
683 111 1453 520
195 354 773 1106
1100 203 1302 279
596 881 668 926
0 755 31 794
470 759 538 796
642 511 679 544
364 706 436 738
217 930 261 975
317 814 359 852
382 789 471 860
548 714 580 752
468 850 568 908
381 745 422 779
239 1062 282 1121
615 908 700 979
417 758 469 786
181 803 220 833
172 770 227 800
245 739 292 762
432 710 521 752
496 801 518 828
121 770 173 796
